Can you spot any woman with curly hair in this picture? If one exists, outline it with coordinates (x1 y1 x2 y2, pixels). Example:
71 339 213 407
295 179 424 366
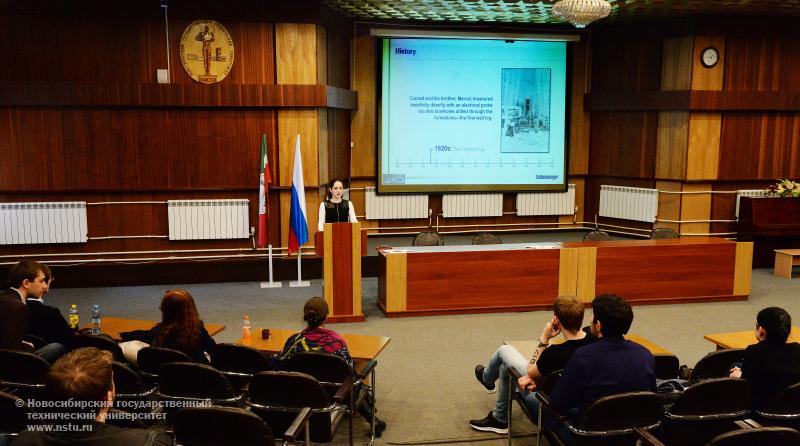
150 288 216 363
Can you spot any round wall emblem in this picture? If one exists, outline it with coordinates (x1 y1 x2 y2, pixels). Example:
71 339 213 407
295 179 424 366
179 20 234 84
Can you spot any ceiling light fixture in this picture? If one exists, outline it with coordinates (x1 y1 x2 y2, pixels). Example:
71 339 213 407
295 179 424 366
551 0 611 28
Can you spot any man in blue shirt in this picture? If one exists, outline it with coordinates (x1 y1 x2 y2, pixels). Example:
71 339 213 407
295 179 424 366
546 294 656 443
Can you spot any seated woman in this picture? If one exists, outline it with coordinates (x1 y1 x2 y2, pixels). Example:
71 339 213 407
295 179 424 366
730 307 800 409
150 289 216 364
274 296 385 437
317 178 357 232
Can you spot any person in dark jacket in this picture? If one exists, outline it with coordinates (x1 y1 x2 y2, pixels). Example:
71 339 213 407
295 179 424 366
730 307 800 410
26 264 76 349
150 288 215 363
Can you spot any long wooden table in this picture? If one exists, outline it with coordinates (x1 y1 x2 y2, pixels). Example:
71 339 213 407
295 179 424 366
89 317 226 342
506 334 673 359
704 326 800 350
238 327 391 370
378 238 753 317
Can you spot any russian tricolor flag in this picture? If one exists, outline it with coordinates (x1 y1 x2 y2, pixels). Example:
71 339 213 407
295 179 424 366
288 134 308 255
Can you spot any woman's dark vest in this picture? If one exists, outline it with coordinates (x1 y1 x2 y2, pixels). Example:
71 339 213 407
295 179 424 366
324 199 350 223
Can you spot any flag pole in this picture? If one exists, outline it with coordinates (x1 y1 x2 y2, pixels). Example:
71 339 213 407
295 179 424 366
290 250 310 287
258 133 282 289
260 243 282 288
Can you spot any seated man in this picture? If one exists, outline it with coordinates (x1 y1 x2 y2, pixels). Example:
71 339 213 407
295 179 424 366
730 307 800 410
1 260 66 363
469 295 594 434
13 347 171 446
25 263 77 349
546 294 655 443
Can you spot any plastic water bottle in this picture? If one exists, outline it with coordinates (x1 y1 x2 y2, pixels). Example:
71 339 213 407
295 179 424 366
68 304 79 330
242 314 251 339
91 304 101 335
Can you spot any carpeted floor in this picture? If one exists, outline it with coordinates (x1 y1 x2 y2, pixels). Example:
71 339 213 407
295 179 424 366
42 235 800 445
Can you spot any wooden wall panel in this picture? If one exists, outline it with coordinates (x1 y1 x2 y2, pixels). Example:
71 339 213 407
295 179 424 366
350 36 377 178
568 38 590 175
726 35 800 91
686 112 721 180
691 36 725 91
276 23 319 85
591 37 663 93
661 37 693 91
326 30 350 89
589 112 658 178
655 180 681 232
680 183 711 235
655 111 688 180
327 108 352 183
277 109 320 188
718 112 800 180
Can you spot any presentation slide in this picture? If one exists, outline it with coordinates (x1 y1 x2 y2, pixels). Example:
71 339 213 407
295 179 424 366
379 38 568 193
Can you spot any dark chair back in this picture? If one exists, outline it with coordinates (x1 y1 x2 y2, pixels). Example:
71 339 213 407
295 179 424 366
0 349 50 398
583 230 611 241
174 406 274 446
650 228 679 239
211 343 271 391
578 391 663 433
689 349 745 384
137 347 192 381
472 233 502 245
248 371 335 443
288 352 355 400
756 382 800 429
707 426 800 446
105 408 146 429
158 362 238 402
664 378 751 446
71 334 126 362
412 231 444 246
0 391 30 435
654 354 680 380
22 334 48 350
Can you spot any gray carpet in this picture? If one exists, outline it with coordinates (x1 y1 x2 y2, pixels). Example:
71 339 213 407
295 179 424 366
42 244 800 445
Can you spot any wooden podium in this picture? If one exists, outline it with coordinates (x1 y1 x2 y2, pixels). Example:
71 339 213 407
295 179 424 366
314 223 366 323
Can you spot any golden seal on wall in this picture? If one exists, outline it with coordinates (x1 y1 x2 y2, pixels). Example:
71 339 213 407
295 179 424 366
179 20 234 84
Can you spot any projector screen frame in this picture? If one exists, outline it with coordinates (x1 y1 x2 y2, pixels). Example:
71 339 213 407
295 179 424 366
374 31 577 195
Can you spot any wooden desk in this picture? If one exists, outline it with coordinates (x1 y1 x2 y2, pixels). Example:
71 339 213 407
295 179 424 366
378 238 753 318
704 326 800 350
90 317 225 342
505 334 673 359
238 327 391 370
774 249 800 279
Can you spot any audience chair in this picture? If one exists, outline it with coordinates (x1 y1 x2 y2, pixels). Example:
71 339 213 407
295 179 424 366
583 230 611 242
650 228 679 239
112 361 157 417
472 233 502 245
688 349 745 384
0 349 50 399
22 334 48 350
705 426 800 446
662 377 750 446
136 346 192 384
105 408 146 429
175 406 312 446
157 362 242 423
287 352 378 444
71 334 126 363
507 367 563 446
654 354 681 380
535 390 663 446
0 391 30 437
412 231 444 246
248 370 354 445
211 343 272 393
754 382 800 430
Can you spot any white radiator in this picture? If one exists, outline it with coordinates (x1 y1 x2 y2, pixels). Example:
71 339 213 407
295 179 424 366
599 185 659 223
0 202 88 245
735 189 768 219
365 187 429 220
516 184 576 216
167 199 250 240
442 193 503 218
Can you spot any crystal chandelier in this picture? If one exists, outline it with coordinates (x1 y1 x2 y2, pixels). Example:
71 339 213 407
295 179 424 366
551 0 611 28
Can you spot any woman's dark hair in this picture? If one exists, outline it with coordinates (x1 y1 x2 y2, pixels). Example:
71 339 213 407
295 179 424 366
757 307 792 344
303 296 328 328
154 288 203 350
326 178 344 199
591 294 634 337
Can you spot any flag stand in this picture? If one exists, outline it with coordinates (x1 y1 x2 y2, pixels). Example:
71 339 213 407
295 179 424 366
289 250 310 287
260 244 283 288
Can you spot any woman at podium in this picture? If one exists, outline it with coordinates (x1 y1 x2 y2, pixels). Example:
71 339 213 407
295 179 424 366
317 178 357 231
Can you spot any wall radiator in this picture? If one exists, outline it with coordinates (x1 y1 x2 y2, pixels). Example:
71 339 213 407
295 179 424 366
0 202 88 245
516 184 576 216
364 187 429 220
735 189 768 219
167 199 250 240
442 193 503 218
599 185 659 223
